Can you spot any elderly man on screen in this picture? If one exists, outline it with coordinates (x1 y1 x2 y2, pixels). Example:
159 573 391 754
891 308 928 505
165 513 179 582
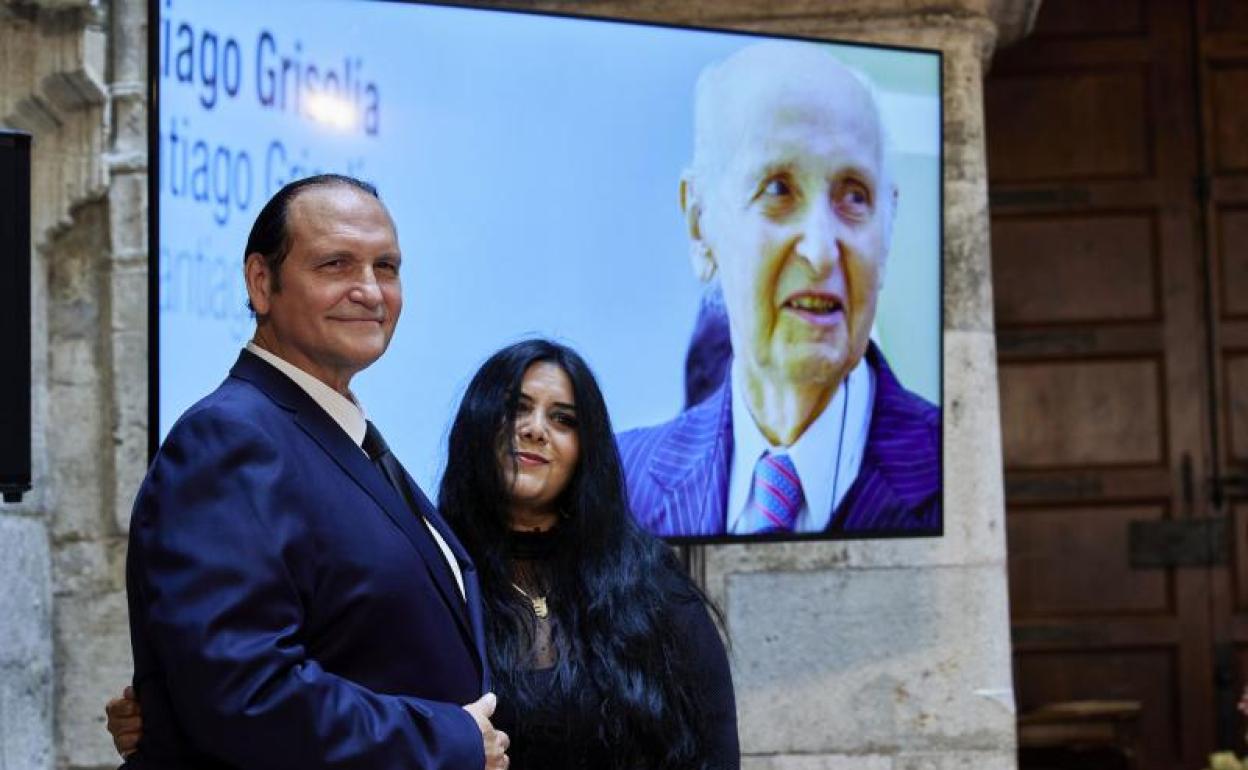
618 41 940 537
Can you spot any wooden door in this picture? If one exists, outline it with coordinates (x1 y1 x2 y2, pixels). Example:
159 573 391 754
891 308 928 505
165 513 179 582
987 1 1221 768
1199 0 1248 757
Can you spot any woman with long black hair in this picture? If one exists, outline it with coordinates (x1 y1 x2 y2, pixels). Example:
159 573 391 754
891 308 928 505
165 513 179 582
442 339 737 769
107 339 738 769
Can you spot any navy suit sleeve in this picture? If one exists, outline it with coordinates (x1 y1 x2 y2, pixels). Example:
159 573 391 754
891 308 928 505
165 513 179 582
128 409 483 770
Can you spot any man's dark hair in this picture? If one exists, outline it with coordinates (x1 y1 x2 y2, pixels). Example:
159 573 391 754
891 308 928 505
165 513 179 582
244 174 380 313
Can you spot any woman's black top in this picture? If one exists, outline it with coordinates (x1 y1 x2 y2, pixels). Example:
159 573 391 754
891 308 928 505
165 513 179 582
491 529 740 770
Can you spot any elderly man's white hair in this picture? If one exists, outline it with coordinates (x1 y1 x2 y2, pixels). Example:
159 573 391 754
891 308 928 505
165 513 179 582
688 40 897 226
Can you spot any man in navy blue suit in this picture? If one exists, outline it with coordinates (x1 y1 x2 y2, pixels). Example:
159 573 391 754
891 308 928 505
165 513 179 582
619 42 940 538
124 175 509 768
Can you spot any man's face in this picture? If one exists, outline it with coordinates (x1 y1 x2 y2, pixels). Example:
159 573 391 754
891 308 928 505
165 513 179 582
693 64 893 393
247 185 402 389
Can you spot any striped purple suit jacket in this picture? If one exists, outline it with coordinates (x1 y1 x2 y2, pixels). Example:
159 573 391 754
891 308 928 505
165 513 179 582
617 343 941 537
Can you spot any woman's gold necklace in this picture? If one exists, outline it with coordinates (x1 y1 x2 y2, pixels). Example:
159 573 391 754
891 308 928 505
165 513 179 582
510 582 549 619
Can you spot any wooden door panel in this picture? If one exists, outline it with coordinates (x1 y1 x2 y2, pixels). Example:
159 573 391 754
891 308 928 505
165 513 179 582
1227 354 1248 463
985 68 1152 181
999 358 1166 467
1008 505 1172 617
1233 505 1248 613
1225 326 1248 348
998 326 1165 360
1014 649 1181 770
1205 0 1248 33
991 214 1160 325
1005 467 1173 506
1216 207 1248 317
1028 0 1147 38
1210 64 1248 172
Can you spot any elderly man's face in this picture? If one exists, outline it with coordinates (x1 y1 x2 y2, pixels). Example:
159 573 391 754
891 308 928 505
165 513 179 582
695 69 892 393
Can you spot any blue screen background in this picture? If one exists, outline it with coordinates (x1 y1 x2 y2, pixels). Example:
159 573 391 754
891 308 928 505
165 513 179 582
157 0 941 494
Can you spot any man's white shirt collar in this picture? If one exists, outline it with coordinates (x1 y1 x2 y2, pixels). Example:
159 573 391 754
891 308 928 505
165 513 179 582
246 342 367 448
727 355 875 533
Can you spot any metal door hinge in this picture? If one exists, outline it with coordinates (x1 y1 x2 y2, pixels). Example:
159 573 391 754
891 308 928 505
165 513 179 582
1128 518 1227 568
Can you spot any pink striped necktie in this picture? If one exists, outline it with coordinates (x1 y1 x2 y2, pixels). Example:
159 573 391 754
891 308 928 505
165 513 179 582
743 452 804 533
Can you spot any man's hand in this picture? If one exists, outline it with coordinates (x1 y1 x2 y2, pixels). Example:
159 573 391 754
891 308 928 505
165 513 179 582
462 692 509 770
105 685 142 758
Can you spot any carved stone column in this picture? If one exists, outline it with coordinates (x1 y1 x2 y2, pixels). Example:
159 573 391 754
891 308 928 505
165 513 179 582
1 0 144 766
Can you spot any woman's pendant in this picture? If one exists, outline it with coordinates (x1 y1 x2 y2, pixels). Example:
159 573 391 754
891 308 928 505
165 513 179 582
510 581 549 619
530 596 549 619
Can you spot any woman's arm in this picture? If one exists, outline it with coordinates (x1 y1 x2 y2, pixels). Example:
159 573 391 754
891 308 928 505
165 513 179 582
672 591 740 770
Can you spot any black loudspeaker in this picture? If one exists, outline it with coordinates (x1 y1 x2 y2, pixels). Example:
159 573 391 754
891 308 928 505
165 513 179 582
0 129 32 503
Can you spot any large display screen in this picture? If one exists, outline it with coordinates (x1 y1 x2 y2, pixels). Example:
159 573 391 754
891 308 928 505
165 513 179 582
152 0 943 542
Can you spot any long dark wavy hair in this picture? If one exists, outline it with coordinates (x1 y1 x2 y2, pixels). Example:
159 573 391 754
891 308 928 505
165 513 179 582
439 339 713 769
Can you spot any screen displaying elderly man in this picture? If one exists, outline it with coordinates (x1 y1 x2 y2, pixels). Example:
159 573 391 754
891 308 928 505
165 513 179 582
619 41 941 538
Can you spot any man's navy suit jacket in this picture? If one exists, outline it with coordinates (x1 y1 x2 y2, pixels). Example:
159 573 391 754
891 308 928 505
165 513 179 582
125 351 490 769
618 344 941 537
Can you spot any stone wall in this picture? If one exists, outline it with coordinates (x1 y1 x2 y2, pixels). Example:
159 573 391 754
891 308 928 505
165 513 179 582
0 0 1036 767
0 1 147 767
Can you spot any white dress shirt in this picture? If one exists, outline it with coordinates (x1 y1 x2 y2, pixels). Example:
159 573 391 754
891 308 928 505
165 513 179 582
726 355 875 533
245 343 465 598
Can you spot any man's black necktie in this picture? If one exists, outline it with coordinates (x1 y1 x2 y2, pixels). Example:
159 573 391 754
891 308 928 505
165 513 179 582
362 421 413 511
362 421 463 601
